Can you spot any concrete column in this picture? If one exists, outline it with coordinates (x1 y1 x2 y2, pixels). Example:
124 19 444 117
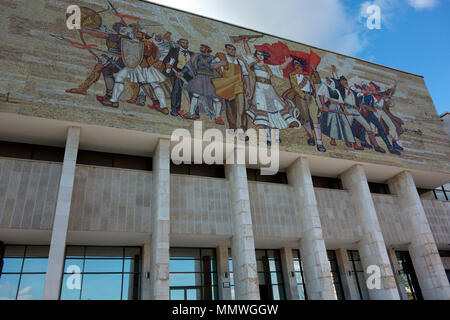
216 245 232 300
141 241 152 300
386 248 409 300
335 248 360 300
43 127 80 300
388 171 450 300
340 165 399 300
287 157 336 300
280 248 300 300
149 139 171 300
225 163 259 300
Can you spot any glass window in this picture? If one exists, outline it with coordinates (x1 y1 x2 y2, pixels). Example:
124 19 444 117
0 274 20 300
169 248 218 300
292 250 307 300
2 258 23 273
347 250 370 300
228 250 235 300
4 246 26 257
434 189 447 201
83 259 123 273
396 251 423 300
255 249 285 300
22 258 48 273
17 274 46 300
60 246 141 300
80 274 123 300
0 245 49 300
327 250 345 300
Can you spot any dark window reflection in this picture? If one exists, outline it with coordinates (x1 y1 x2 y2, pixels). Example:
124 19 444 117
292 250 307 300
255 249 285 301
396 251 423 300
327 250 345 300
347 250 370 300
169 248 218 300
60 246 141 300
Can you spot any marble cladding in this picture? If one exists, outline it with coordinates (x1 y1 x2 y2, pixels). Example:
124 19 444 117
0 158 448 250
68 165 153 233
248 182 299 239
421 199 450 246
170 174 232 236
0 158 61 230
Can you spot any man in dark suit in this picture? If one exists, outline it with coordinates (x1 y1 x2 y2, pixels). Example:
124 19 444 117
163 39 193 117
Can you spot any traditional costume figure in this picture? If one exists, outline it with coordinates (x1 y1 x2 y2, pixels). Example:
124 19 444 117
152 33 172 61
242 40 299 145
211 44 251 140
368 82 404 151
355 84 401 155
183 45 225 125
108 28 168 112
163 39 193 117
128 32 174 107
65 23 128 104
317 79 356 146
330 66 383 152
282 56 325 152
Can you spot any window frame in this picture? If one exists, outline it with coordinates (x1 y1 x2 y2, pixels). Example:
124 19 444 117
327 250 346 300
60 245 141 300
169 248 218 300
0 245 50 300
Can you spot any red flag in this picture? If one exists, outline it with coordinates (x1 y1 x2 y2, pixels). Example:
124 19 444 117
254 41 321 78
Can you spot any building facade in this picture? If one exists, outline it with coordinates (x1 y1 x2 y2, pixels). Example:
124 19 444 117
0 0 449 300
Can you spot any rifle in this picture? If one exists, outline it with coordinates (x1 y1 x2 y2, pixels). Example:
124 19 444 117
106 0 127 26
137 22 163 29
49 34 115 56
229 34 264 43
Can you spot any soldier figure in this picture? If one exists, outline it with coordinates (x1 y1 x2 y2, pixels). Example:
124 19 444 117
65 22 128 105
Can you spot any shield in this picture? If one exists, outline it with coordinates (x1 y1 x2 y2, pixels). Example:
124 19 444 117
121 38 144 69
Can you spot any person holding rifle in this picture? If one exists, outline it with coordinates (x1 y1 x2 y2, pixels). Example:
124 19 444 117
317 78 359 148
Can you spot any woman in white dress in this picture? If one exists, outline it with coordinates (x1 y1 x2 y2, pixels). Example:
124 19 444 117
242 39 299 146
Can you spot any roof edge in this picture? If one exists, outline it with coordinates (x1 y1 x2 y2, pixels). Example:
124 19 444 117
141 0 424 78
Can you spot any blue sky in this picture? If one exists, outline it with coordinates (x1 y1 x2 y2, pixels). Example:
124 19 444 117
147 0 449 115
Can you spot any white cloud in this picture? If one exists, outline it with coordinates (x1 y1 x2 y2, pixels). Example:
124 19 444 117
407 0 439 10
147 0 367 56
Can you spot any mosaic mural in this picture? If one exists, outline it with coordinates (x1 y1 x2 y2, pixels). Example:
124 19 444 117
0 0 449 173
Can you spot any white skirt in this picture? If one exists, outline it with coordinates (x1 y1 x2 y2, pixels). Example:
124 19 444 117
252 82 285 113
128 65 166 84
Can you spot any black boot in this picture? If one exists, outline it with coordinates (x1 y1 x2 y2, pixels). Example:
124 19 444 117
136 94 146 106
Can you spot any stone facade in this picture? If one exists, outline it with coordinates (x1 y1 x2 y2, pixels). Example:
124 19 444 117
0 0 449 302
1 0 450 175
1 158 448 247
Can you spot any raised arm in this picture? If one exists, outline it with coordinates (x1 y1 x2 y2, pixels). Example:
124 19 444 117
279 56 293 70
242 38 252 56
